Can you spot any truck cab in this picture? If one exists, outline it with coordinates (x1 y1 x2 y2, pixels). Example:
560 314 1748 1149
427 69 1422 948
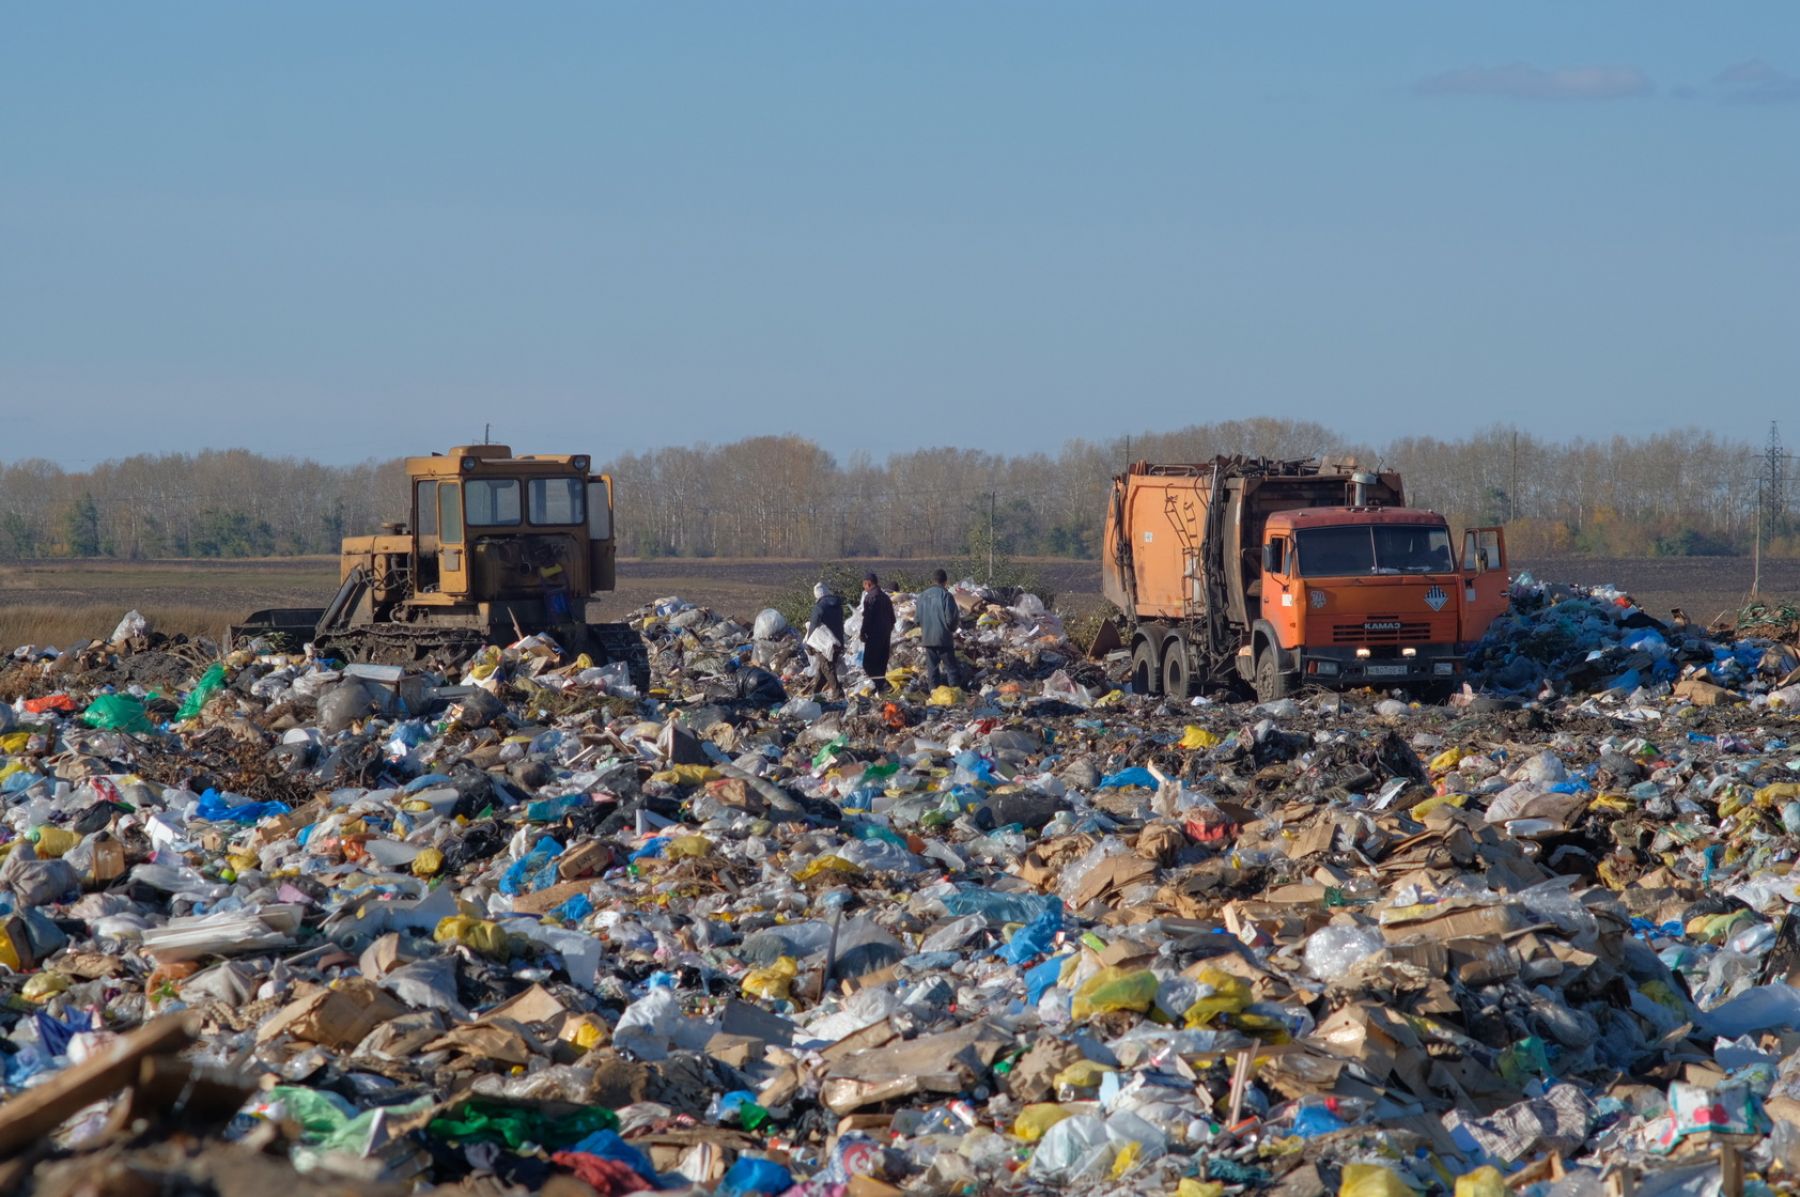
1252 507 1504 695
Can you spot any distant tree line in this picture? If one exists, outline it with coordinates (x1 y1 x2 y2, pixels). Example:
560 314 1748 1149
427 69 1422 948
0 422 1790 561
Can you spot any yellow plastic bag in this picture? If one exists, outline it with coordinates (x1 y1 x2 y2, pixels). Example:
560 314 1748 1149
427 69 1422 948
1756 782 1800 807
1409 794 1467 820
650 764 719 786
412 847 444 877
1053 1059 1114 1090
1071 966 1158 1020
1012 1103 1073 1142
1455 1167 1506 1197
1183 967 1251 1027
666 835 712 860
927 686 965 706
1093 689 1125 708
464 645 503 681
742 956 798 1001
1178 1181 1226 1197
1110 1140 1141 1177
22 973 70 1003
793 855 862 881
0 732 31 753
1340 1164 1415 1197
1179 725 1223 750
1427 747 1465 774
434 915 513 959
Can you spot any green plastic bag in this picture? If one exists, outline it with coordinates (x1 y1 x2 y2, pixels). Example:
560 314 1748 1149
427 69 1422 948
177 662 228 721
81 695 154 734
272 1086 433 1153
427 1096 618 1150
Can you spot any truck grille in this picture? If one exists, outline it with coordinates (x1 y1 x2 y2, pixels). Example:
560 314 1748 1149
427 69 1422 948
1333 620 1430 644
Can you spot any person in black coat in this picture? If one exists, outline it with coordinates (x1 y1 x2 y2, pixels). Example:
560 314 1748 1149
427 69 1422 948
858 573 896 693
807 581 847 699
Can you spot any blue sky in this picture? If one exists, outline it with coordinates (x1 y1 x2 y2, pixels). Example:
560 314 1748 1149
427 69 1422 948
3 4 1797 466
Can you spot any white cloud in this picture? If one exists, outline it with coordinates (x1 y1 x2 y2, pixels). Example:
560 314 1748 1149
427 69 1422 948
1416 63 1653 102
1713 59 1800 103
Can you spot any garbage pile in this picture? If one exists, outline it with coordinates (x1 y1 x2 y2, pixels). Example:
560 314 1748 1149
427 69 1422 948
1470 573 1800 707
0 579 1799 1197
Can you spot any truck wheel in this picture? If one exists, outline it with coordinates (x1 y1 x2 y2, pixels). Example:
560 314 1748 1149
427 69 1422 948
1162 645 1191 698
1131 643 1162 696
1254 649 1293 703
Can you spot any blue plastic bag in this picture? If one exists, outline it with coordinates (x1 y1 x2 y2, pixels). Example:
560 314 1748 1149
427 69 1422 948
195 788 291 825
718 1156 793 1197
997 898 1063 965
1025 953 1072 1005
1100 766 1157 789
500 837 563 896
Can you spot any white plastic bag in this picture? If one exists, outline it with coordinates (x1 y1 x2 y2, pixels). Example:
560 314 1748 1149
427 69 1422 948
805 625 840 659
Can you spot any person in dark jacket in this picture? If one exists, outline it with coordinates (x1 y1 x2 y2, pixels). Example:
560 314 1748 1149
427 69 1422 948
915 568 965 689
858 573 896 693
807 581 847 699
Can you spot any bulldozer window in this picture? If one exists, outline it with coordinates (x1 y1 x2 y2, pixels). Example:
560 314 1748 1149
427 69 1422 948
415 481 438 538
528 477 585 525
466 479 521 527
439 483 463 544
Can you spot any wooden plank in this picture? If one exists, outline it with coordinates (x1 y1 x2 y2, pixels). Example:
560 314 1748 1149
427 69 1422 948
0 1014 196 1158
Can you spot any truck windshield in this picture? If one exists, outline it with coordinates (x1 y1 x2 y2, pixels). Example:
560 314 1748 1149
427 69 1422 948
1296 525 1453 576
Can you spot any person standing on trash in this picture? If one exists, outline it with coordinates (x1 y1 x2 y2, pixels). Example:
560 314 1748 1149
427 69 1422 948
806 581 847 700
858 572 896 693
916 568 967 689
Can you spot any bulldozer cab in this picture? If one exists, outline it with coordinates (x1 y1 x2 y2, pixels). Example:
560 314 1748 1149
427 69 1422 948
399 445 615 610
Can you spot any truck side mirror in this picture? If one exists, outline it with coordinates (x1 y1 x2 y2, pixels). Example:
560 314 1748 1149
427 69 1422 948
1262 544 1278 574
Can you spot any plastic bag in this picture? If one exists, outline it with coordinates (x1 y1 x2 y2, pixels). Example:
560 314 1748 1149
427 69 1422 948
805 625 840 658
1303 924 1387 981
1014 1102 1073 1142
997 898 1063 965
433 915 514 959
81 695 153 733
1340 1163 1416 1197
1182 967 1251 1026
427 1097 617 1150
742 955 798 1001
752 609 790 640
718 1156 794 1197
1456 1167 1507 1197
176 662 228 720
1071 966 1158 1020
1179 725 1222 750
927 686 965 706
109 609 149 644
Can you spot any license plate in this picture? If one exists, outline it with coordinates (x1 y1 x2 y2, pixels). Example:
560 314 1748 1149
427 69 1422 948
1365 664 1409 677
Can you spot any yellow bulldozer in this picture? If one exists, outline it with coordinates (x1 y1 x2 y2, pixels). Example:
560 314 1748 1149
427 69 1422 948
231 444 649 687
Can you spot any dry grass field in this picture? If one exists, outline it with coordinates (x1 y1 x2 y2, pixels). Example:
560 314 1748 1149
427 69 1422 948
1 553 1794 652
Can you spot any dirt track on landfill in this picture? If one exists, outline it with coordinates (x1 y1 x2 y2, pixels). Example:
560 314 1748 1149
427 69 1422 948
2 554 1796 651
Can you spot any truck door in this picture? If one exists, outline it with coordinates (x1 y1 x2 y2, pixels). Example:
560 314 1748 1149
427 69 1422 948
438 482 468 596
1459 527 1508 642
1260 534 1299 648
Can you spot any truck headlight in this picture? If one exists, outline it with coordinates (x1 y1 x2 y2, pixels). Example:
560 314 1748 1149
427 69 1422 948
1314 660 1339 676
1402 647 1417 658
1433 661 1455 675
1355 648 1371 659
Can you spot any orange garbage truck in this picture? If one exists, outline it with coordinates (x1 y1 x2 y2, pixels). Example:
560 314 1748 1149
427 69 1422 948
1101 457 1509 702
